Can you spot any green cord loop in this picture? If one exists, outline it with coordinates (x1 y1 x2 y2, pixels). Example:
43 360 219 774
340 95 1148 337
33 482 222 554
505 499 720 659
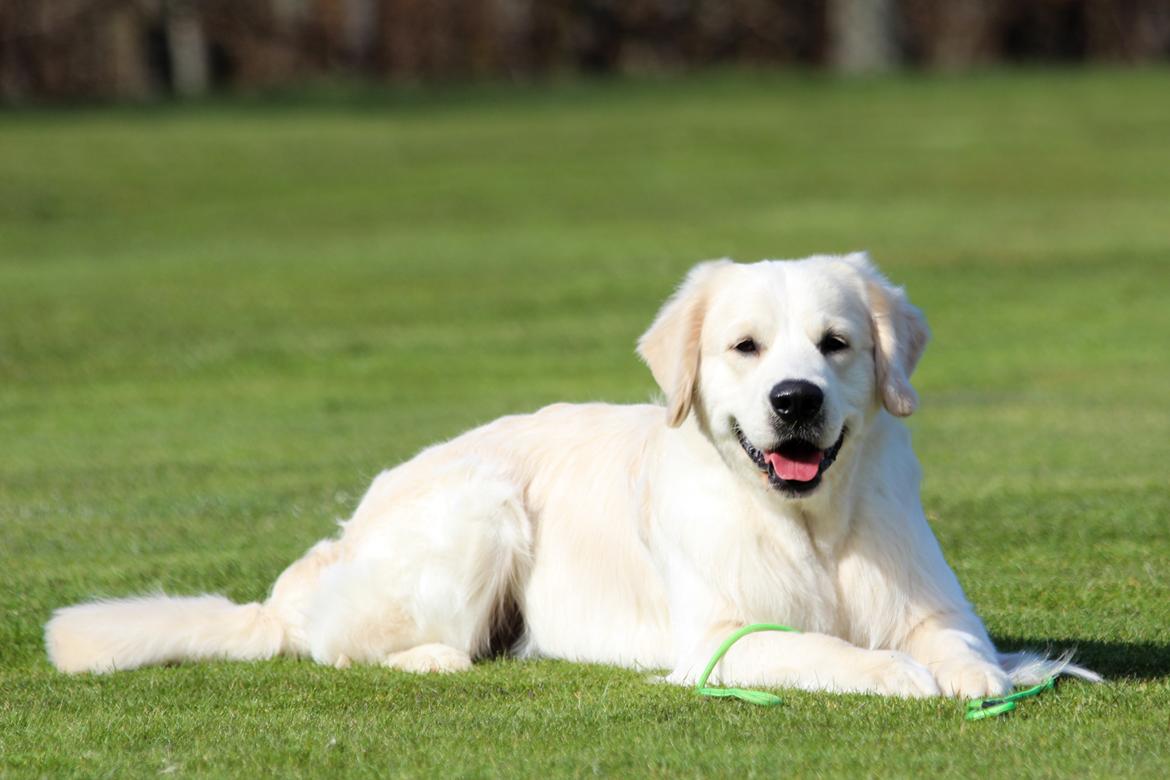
964 676 1056 721
695 622 1059 721
694 623 798 706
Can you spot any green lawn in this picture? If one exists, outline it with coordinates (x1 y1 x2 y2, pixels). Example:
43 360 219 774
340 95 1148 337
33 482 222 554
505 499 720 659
1 69 1168 777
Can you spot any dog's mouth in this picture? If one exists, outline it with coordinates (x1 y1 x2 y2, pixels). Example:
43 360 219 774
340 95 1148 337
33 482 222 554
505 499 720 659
732 420 846 496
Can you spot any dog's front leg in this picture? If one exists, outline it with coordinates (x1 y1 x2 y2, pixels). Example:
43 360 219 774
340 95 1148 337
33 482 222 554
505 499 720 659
668 625 940 698
901 612 1012 698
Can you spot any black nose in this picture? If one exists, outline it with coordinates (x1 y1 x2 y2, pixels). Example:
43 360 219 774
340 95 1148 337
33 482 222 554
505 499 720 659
770 380 824 423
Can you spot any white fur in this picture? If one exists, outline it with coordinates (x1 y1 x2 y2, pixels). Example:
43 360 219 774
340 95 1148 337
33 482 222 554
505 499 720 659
45 594 282 674
45 253 1099 697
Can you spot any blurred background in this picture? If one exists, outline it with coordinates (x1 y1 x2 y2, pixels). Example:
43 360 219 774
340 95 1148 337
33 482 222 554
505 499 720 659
3 0 1170 102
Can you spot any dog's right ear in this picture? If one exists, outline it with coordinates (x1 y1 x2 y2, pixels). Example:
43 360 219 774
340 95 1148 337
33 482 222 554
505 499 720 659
637 260 731 427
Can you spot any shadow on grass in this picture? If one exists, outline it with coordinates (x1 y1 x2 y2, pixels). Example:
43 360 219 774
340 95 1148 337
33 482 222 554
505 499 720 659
996 636 1170 681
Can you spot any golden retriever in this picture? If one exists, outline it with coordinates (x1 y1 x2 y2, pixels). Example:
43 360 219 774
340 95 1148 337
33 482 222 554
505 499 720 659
46 253 1097 697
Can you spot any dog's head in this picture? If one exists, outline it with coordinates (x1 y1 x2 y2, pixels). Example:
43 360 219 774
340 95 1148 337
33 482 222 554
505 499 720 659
637 253 929 498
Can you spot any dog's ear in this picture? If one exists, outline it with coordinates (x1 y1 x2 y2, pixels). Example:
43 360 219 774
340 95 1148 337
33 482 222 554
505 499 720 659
844 252 930 417
637 260 730 427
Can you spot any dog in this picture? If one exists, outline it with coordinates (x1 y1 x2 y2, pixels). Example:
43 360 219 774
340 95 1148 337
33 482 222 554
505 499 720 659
45 253 1097 697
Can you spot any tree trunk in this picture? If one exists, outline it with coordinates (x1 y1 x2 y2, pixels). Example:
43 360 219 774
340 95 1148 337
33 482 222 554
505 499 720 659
828 0 899 73
165 0 209 96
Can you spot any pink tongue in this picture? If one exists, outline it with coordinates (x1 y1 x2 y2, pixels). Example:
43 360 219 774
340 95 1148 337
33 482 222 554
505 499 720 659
765 450 823 482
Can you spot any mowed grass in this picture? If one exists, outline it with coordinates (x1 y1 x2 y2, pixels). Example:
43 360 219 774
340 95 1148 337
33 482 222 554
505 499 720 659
1 69 1169 777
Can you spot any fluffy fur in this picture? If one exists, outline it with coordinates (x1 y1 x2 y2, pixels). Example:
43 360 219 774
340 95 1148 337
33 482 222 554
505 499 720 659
46 253 1099 697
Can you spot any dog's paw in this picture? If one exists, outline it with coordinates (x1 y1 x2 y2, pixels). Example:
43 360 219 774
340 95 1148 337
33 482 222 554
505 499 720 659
382 643 472 674
855 651 941 698
932 658 1012 699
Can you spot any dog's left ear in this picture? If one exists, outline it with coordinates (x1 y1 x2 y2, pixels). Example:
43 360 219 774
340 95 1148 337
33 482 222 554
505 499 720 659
637 260 731 427
844 252 930 417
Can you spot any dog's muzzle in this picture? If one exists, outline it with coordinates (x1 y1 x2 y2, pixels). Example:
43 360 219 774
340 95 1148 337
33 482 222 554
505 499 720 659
732 420 846 496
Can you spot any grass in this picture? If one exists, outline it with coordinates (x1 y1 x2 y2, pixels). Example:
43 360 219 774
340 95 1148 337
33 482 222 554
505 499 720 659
1 68 1168 777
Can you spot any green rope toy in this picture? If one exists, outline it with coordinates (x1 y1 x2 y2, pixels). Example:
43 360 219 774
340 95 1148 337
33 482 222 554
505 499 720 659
694 623 798 706
964 676 1055 721
694 622 1056 721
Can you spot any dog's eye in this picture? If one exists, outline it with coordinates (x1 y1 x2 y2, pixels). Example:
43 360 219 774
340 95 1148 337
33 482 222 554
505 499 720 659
818 333 849 355
732 337 759 355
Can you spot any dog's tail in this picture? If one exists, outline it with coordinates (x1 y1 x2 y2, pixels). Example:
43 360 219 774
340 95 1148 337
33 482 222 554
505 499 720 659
999 649 1103 686
45 593 285 674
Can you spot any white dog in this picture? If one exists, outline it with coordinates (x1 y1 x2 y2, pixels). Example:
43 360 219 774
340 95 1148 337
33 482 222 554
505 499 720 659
46 253 1097 697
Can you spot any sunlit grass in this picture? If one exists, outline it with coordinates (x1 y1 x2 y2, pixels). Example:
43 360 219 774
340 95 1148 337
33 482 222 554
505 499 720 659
1 69 1168 777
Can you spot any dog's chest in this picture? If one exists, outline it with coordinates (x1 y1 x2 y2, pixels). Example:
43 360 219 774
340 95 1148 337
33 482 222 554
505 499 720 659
732 518 846 636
